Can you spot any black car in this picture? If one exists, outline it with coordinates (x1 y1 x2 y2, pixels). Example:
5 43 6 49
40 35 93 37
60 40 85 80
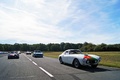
8 51 19 59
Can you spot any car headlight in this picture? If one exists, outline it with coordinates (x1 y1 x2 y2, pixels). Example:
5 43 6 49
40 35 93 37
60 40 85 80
99 57 101 62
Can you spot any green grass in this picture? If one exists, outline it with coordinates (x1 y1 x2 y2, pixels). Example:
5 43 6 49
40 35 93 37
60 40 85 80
44 52 61 58
44 51 120 68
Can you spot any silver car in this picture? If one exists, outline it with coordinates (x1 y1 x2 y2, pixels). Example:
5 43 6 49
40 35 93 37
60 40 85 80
32 50 43 58
59 49 101 68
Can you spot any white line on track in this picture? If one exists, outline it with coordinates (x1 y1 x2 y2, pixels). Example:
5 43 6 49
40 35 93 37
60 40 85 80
23 54 54 78
39 67 54 77
32 61 38 66
29 58 32 61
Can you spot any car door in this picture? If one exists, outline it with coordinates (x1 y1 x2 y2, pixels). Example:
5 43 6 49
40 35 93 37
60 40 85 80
62 51 69 63
66 51 75 64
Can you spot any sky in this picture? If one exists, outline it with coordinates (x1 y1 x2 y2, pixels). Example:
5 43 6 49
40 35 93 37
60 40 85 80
0 0 120 44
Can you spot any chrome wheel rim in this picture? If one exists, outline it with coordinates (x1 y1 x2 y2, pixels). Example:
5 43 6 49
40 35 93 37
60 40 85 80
74 60 79 68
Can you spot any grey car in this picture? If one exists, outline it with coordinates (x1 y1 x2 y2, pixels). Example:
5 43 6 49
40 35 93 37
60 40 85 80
32 50 43 58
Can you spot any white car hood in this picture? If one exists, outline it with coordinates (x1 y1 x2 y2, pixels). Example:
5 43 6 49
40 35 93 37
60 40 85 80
87 54 100 59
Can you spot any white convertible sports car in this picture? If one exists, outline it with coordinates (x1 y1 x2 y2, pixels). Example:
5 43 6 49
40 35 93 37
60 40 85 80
59 49 101 68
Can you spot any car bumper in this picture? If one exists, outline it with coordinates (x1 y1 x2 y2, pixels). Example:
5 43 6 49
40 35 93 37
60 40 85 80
82 59 100 66
8 56 19 59
33 54 43 58
26 53 31 55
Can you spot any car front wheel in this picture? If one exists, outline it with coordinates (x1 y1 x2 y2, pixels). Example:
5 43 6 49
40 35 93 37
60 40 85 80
73 59 80 68
8 57 10 59
59 57 63 64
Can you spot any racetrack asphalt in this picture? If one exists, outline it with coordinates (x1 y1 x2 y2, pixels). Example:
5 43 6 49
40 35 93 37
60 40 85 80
0 53 120 80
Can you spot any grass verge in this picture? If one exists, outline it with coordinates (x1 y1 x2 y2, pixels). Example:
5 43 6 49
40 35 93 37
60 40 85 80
44 51 120 68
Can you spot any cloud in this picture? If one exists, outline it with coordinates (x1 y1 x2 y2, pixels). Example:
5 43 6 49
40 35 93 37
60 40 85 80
61 0 120 44
0 0 73 44
0 0 120 44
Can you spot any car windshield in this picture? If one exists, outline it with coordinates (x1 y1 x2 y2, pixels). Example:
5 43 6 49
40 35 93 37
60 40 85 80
70 50 82 54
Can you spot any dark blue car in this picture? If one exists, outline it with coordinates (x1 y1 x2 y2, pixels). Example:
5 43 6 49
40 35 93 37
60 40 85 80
32 50 43 58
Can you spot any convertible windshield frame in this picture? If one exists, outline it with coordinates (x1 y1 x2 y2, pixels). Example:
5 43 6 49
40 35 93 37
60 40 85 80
69 50 83 54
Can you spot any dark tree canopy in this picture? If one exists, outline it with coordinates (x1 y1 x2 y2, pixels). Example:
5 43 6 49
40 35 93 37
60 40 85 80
0 42 120 51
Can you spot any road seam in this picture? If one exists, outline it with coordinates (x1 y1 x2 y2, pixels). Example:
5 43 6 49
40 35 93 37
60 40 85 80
24 54 54 78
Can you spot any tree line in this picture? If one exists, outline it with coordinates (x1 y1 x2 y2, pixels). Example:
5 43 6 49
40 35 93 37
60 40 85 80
0 42 120 52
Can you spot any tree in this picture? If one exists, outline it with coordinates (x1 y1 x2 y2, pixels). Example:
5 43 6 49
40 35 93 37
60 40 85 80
20 43 29 51
64 43 72 50
0 42 120 51
50 44 60 51
80 42 96 52
94 43 107 51
36 43 47 51
60 42 65 51
13 43 20 51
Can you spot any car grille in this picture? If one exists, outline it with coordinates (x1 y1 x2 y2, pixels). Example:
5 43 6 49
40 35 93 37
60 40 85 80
86 59 98 64
34 54 43 57
91 59 98 63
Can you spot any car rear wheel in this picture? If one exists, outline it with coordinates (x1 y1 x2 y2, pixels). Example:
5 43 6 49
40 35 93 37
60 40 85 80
59 57 63 64
73 59 80 68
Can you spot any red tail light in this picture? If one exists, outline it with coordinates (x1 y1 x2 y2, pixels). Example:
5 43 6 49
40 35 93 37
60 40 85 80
84 55 91 59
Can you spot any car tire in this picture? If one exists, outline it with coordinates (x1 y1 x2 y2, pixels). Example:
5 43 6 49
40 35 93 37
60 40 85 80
59 57 63 64
91 64 98 68
73 59 80 68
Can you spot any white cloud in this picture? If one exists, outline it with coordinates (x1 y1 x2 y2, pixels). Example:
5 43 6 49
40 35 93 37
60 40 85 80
0 0 119 44
0 0 73 44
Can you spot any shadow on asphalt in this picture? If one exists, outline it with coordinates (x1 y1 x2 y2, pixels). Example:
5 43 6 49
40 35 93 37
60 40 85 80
63 64 111 73
79 66 111 73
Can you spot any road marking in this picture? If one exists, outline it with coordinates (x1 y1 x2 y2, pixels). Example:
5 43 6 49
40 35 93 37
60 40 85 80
39 67 54 77
32 61 38 66
24 54 32 61
24 54 54 78
29 58 32 61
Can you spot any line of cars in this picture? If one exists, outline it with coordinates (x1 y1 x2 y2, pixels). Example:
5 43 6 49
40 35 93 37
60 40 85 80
25 49 101 68
7 49 101 68
25 50 43 58
8 50 43 59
